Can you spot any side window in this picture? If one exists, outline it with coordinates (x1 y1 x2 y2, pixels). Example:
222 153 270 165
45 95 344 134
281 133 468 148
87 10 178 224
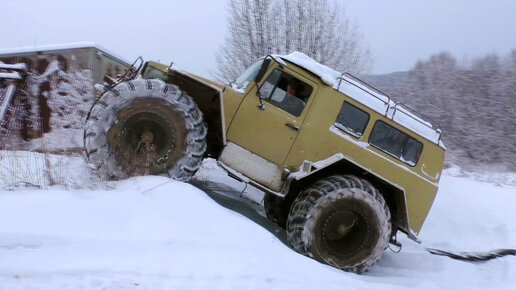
335 102 369 138
259 69 313 117
369 121 423 166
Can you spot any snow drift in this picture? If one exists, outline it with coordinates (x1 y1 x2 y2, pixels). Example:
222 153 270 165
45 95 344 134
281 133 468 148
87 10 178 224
0 156 514 289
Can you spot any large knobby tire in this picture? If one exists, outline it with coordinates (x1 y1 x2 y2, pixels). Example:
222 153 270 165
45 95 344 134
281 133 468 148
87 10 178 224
84 79 207 182
286 175 391 273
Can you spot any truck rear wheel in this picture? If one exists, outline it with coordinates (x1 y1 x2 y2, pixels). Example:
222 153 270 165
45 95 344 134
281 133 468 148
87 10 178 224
84 79 207 181
286 175 391 273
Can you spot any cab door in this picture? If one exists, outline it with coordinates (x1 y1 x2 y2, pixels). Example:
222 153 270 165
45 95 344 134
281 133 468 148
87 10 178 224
227 67 317 165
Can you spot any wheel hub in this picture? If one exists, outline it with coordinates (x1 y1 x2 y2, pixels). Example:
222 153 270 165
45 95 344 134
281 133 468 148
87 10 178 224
324 210 358 241
337 219 357 237
121 117 174 176
106 98 185 177
136 129 154 152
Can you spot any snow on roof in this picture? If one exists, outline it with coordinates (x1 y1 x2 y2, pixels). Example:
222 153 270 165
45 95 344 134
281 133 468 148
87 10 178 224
0 63 27 71
0 84 16 122
390 106 442 146
276 51 444 148
0 72 22 80
0 42 130 65
278 51 341 86
337 76 393 115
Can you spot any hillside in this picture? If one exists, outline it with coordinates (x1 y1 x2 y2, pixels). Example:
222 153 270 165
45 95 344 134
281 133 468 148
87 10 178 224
0 158 514 289
365 52 516 171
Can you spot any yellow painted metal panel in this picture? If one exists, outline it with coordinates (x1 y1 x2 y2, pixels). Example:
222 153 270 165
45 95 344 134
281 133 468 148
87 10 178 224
227 64 318 165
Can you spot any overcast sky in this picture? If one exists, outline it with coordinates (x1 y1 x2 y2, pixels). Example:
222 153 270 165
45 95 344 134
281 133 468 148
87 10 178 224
2 0 516 77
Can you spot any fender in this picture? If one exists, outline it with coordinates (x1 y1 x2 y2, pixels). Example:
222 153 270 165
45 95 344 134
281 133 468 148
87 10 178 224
284 153 417 242
141 61 227 157
170 69 227 154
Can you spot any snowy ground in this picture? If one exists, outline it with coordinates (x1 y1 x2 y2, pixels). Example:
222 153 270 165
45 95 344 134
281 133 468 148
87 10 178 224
0 157 514 289
0 151 98 190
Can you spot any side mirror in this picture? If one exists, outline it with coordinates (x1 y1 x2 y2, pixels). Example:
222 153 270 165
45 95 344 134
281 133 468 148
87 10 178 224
254 58 271 84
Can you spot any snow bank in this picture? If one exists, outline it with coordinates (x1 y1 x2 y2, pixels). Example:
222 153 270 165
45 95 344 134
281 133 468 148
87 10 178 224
0 151 98 190
193 158 265 205
0 159 514 289
0 176 373 289
22 129 85 153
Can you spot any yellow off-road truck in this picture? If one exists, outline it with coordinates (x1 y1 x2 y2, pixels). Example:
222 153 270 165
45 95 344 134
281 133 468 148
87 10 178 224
84 52 446 273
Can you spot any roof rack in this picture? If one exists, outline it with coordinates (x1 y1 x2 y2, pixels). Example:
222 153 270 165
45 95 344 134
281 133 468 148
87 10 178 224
336 72 443 144
391 103 443 142
336 73 391 115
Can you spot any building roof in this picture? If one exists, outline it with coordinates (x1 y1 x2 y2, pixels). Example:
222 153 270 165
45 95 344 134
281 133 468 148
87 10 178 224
0 42 130 65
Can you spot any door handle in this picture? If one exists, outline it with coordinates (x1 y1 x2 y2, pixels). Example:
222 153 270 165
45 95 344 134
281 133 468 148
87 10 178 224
285 123 299 131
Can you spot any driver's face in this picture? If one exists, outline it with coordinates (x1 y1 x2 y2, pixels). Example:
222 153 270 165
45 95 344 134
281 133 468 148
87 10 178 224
287 85 296 96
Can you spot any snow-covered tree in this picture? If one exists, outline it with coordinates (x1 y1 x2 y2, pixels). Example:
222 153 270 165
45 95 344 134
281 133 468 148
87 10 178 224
215 0 372 82
369 51 516 170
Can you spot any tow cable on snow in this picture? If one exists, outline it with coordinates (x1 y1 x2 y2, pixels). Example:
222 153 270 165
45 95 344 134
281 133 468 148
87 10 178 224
426 247 516 262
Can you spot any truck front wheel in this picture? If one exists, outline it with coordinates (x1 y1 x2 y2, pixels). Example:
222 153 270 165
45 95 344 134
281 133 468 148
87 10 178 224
286 175 391 273
84 79 207 181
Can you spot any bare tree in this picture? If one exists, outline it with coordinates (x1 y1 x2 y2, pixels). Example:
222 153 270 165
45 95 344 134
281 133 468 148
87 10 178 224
215 0 372 82
369 51 516 170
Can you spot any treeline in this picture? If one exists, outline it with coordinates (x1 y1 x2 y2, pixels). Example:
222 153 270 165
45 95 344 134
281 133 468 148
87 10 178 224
368 51 516 170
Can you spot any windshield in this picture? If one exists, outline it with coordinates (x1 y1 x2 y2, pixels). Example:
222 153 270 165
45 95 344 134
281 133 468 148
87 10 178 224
232 59 264 91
